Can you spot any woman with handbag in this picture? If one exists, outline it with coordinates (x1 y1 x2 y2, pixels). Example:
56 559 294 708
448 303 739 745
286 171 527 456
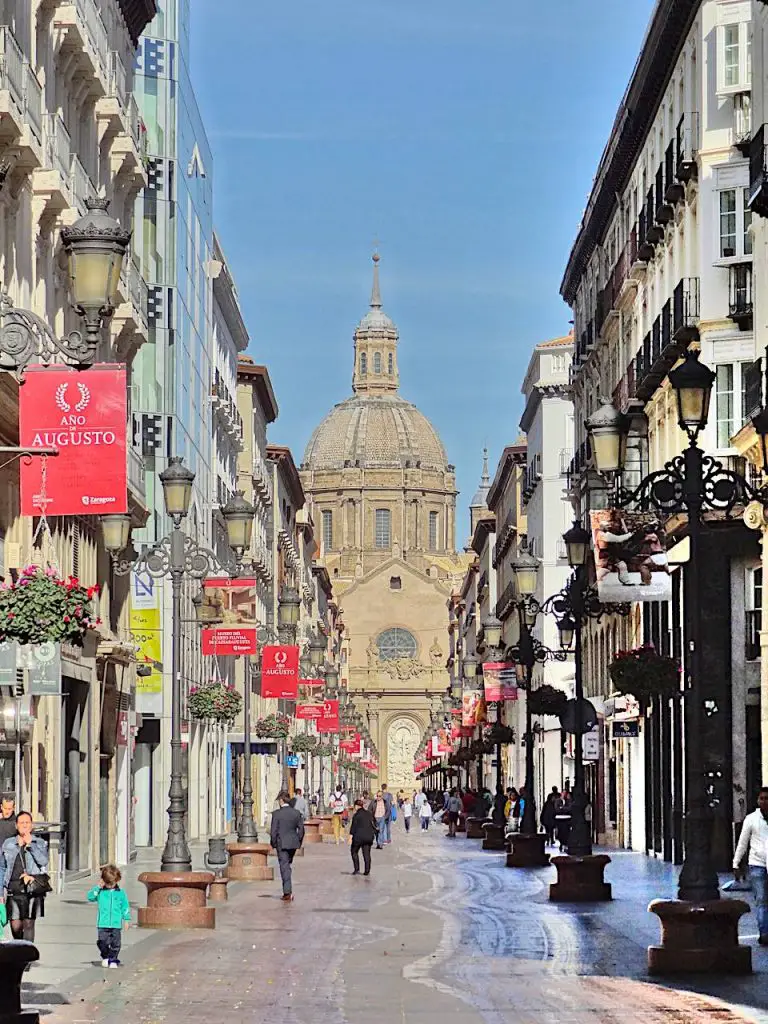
0 811 49 943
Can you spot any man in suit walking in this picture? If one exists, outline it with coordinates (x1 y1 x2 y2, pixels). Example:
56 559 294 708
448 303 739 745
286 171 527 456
270 791 305 902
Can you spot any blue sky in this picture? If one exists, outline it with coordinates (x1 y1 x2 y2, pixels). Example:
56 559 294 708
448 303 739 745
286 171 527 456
191 0 655 536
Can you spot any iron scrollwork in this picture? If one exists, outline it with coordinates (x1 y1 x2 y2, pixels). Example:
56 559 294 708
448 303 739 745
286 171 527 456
0 293 99 379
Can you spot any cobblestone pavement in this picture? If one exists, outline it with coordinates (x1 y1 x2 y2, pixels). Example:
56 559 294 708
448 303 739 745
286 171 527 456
33 826 768 1024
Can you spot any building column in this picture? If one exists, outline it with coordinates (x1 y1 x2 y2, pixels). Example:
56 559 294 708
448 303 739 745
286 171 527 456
342 499 350 549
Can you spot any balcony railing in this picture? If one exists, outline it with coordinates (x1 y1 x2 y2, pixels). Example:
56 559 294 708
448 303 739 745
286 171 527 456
645 185 664 245
492 505 518 568
24 63 42 143
108 50 128 108
676 112 699 183
46 113 71 184
672 277 700 343
128 95 147 159
728 262 753 330
70 154 95 214
0 25 24 111
749 124 768 218
559 448 572 476
655 163 673 225
743 354 765 421
746 609 762 662
76 0 109 79
633 292 691 403
664 140 685 204
637 209 654 261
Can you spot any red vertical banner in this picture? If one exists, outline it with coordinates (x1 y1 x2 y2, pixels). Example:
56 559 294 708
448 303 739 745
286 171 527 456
316 699 339 733
20 364 128 516
199 578 258 655
260 645 299 699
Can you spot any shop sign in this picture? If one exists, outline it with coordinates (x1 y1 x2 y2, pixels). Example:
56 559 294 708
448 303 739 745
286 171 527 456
285 754 300 768
199 578 258 656
612 720 639 739
20 364 128 516
22 642 61 696
261 645 299 699
131 571 162 714
581 724 600 762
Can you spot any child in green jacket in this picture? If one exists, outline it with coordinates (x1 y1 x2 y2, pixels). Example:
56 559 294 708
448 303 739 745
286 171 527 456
87 864 131 968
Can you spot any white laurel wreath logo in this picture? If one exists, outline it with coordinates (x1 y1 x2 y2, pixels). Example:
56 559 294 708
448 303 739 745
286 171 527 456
54 382 91 414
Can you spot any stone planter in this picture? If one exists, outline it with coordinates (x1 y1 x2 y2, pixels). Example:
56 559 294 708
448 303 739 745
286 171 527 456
481 822 506 851
647 898 751 975
549 854 611 902
506 832 550 867
318 815 334 835
226 842 274 881
137 871 215 929
465 817 485 839
0 940 39 1023
304 820 323 844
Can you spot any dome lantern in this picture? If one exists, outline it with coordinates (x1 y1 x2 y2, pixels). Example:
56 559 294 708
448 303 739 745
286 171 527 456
352 252 399 396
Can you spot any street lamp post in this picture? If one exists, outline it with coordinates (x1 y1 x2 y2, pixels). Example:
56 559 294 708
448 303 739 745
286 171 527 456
585 349 767 973
237 653 258 843
277 584 301 788
102 460 255 927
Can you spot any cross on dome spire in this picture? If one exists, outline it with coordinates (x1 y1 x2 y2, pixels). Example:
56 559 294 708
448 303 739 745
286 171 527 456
352 251 399 395
370 250 382 309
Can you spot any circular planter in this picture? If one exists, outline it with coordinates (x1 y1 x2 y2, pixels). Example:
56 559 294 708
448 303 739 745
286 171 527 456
137 871 215 929
226 842 274 881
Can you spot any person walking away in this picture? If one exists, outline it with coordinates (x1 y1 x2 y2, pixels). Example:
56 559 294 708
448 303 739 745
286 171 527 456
370 791 387 849
446 789 462 838
381 784 394 844
0 796 16 848
414 789 426 815
540 787 559 845
349 799 377 875
492 786 506 826
270 791 305 902
0 811 49 944
402 796 413 833
555 791 572 852
734 786 768 944
87 864 131 968
506 788 520 835
419 798 433 831
329 785 347 845
293 788 308 820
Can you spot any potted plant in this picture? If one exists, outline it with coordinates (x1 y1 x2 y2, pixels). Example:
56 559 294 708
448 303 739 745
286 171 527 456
188 682 242 725
484 723 516 745
289 734 318 753
528 684 569 717
609 644 680 704
0 565 100 646
254 713 290 738
315 741 334 757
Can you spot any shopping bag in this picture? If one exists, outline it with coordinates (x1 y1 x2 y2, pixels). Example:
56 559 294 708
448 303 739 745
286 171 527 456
722 877 752 892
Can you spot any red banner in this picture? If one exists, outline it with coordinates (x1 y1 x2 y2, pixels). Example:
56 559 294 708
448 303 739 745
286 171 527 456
316 699 339 733
296 703 323 720
20 364 128 516
261 645 299 699
200 578 258 655
482 662 518 702
340 731 361 754
414 759 429 772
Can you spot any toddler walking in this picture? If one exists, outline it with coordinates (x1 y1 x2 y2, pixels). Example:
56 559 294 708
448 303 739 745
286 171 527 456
87 864 131 968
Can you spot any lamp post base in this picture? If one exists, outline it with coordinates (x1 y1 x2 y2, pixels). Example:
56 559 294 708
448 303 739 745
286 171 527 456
506 832 550 867
549 855 612 901
226 842 274 881
465 817 485 839
0 941 39 1023
647 899 752 975
303 820 323 843
481 822 506 850
137 872 215 929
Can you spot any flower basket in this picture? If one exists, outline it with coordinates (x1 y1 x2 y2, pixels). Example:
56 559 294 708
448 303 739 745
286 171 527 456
0 566 100 646
254 713 290 738
289 734 318 753
315 742 334 757
469 739 484 756
528 685 569 717
609 645 680 704
188 683 241 725
484 723 516 745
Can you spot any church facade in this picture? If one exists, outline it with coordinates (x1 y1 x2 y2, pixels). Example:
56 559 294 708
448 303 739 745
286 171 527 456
300 255 471 788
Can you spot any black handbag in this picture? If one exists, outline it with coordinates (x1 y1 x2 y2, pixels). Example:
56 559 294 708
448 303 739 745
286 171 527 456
23 851 51 896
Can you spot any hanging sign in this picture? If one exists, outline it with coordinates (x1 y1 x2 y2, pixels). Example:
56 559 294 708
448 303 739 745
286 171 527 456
582 724 600 761
21 642 61 696
482 662 518 702
298 678 324 701
316 699 340 733
0 642 18 688
261 645 299 699
340 731 361 754
612 720 639 739
462 687 486 727
590 509 672 603
296 703 323 720
20 364 128 516
200 578 258 656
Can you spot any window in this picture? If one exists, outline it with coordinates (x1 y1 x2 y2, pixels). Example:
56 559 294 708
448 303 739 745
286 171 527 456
322 510 333 551
360 352 367 375
428 511 438 551
719 188 752 258
389 576 402 590
551 354 567 374
719 21 751 91
376 627 417 661
724 24 739 87
715 362 753 448
388 353 393 374
747 567 762 660
374 508 391 549
373 352 381 374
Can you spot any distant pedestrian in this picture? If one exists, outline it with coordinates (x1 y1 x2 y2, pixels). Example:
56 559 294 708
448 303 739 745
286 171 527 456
492 786 506 826
349 799 377 875
419 799 433 831
292 788 308 820
370 791 387 849
402 796 413 833
541 788 559 845
414 789 427 814
88 864 130 968
0 811 49 945
445 789 462 838
0 796 16 848
270 790 305 902
381 784 394 844
329 785 348 845
734 786 768 944
555 791 572 851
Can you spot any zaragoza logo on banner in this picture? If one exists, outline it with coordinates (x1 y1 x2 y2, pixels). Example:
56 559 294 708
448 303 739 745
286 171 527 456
20 365 127 516
261 645 299 700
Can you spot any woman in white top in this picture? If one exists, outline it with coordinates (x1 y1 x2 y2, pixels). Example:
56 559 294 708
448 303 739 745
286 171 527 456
402 798 413 833
419 799 432 831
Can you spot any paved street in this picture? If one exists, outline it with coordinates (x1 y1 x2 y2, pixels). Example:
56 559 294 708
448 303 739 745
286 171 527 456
25 824 768 1024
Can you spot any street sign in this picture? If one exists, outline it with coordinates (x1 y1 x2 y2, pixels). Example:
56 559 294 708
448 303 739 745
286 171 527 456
582 725 600 761
612 720 639 738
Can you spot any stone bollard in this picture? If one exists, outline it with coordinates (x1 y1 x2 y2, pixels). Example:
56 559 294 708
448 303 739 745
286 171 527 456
204 836 229 877
304 820 323 844
226 842 274 881
481 822 506 851
208 877 229 903
647 898 752 975
137 872 215 929
0 941 39 1024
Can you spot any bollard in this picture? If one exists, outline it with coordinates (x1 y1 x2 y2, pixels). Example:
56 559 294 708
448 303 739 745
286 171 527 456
0 940 39 1024
204 836 229 878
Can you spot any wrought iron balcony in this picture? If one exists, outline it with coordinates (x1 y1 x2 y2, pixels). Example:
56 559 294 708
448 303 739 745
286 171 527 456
672 277 700 343
655 164 674 225
637 210 654 261
496 578 517 622
749 124 768 218
633 298 683 402
664 140 685 204
728 262 753 331
676 112 699 183
645 186 665 245
743 355 765 421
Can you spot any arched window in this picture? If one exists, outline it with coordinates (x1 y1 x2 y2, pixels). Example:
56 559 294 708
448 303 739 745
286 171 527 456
360 352 367 375
373 352 382 374
376 628 418 661
388 353 394 374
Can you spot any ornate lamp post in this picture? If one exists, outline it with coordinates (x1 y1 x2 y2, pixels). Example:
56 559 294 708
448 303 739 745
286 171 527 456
585 349 768 973
102 459 255 927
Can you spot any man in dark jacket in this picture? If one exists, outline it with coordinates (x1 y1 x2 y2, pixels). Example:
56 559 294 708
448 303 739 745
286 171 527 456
349 799 377 876
270 791 305 902
0 796 17 848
